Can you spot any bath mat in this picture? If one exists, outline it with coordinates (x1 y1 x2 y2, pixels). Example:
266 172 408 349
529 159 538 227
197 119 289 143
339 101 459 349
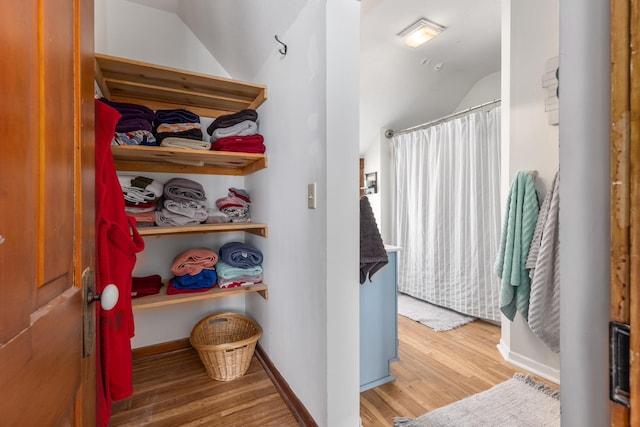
397 293 475 332
393 373 560 427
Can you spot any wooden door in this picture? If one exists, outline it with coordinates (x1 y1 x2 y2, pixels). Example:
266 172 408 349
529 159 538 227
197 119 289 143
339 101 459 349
610 0 639 425
0 0 95 425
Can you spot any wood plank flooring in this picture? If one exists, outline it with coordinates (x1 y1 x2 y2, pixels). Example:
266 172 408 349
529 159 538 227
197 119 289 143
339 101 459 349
360 316 558 426
109 349 299 427
110 316 557 426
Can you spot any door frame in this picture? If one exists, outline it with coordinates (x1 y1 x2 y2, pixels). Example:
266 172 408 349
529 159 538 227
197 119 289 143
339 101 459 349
610 0 639 425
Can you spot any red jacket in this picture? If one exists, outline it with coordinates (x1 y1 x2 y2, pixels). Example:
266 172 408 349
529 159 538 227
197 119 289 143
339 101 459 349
95 99 144 426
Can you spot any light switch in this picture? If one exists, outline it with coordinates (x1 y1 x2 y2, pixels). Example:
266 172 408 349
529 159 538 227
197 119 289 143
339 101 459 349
308 183 316 209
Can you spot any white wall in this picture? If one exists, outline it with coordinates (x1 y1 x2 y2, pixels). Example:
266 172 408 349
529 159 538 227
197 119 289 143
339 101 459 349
455 71 501 111
95 0 228 76
247 1 361 424
325 2 360 425
559 0 610 424
245 0 329 423
498 0 560 383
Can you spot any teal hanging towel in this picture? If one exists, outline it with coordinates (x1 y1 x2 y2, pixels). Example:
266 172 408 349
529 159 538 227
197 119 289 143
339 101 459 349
494 171 539 321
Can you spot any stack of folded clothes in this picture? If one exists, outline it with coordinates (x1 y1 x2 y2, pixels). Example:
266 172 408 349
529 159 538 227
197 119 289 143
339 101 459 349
118 175 164 227
215 187 251 223
131 274 163 298
208 109 265 153
205 206 232 224
154 109 206 148
100 98 157 146
155 177 208 226
167 248 218 295
215 241 263 289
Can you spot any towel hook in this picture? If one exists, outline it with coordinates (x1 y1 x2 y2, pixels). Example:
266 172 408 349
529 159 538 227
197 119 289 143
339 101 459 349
275 35 287 56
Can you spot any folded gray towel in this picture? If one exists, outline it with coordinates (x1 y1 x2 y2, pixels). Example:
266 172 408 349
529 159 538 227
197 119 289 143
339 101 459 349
163 178 206 203
360 196 388 284
155 208 207 226
164 199 208 219
210 120 258 142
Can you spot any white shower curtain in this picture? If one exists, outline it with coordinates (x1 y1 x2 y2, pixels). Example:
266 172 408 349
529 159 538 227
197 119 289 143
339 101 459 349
392 107 502 321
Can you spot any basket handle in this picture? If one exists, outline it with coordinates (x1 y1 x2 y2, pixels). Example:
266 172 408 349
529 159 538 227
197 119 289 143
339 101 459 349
209 317 229 326
225 344 249 353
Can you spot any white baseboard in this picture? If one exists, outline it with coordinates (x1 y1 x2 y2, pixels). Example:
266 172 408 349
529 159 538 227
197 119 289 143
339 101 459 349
497 340 560 385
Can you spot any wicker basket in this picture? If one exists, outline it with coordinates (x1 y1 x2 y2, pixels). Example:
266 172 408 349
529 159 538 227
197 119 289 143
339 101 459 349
189 312 262 381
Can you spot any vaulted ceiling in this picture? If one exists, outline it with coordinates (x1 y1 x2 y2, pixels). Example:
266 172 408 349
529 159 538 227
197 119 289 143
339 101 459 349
359 0 501 151
127 0 501 154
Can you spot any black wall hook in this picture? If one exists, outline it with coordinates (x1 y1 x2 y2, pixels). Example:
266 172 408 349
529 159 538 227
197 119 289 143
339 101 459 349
275 35 287 56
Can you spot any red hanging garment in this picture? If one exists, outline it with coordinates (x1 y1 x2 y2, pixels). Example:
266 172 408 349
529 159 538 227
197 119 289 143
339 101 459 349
94 99 145 427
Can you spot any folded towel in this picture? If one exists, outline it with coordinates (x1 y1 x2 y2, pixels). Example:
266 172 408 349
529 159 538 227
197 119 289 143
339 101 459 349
360 196 388 284
166 270 217 295
204 206 230 223
172 269 217 289
116 118 153 133
218 242 263 268
99 98 155 122
217 273 263 289
229 217 252 223
131 275 163 298
155 209 205 226
207 109 258 135
112 130 157 146
156 128 203 144
215 196 249 210
494 171 539 321
127 211 157 227
229 188 251 203
171 248 219 276
163 199 208 219
166 279 214 295
160 137 211 151
156 122 202 134
211 136 266 153
210 120 258 142
118 175 164 204
163 177 206 203
99 98 155 133
124 199 160 212
215 261 263 279
154 109 200 125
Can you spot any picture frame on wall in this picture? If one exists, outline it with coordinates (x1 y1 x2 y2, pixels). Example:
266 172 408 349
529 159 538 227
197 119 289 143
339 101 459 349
364 172 377 195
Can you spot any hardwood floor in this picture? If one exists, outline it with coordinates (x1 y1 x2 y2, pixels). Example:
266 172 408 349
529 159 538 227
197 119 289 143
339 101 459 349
110 317 557 426
360 316 557 426
109 348 299 427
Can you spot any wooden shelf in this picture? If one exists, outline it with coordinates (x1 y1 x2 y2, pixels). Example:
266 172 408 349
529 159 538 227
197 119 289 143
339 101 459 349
96 54 271 310
111 145 267 176
132 283 269 310
95 54 267 118
138 223 268 238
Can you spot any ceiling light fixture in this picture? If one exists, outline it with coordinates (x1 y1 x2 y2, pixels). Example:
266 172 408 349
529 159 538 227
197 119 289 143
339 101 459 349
398 18 445 48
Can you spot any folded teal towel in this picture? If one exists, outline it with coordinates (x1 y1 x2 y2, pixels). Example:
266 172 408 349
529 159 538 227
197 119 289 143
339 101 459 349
215 261 263 280
494 171 539 321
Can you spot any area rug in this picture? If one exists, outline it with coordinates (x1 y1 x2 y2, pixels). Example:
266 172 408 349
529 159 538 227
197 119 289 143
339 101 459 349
393 373 560 427
397 293 475 332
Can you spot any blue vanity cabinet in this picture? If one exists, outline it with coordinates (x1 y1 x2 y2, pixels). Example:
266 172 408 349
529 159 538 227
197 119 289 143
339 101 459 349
360 249 398 392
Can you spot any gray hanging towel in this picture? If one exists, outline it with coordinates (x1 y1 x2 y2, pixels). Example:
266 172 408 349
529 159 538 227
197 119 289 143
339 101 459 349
360 196 388 284
526 171 560 352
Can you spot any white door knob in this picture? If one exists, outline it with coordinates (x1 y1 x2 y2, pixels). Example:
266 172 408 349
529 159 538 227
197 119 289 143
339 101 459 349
98 284 119 311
